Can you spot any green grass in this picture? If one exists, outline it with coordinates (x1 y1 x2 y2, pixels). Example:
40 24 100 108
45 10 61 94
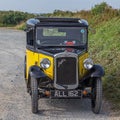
89 17 120 109
15 22 26 30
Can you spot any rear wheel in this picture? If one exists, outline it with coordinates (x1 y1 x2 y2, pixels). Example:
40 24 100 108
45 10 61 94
31 77 38 113
91 78 102 114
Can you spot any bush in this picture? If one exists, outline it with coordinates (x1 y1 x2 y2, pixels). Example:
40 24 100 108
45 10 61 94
0 11 35 26
2 11 26 25
91 2 109 15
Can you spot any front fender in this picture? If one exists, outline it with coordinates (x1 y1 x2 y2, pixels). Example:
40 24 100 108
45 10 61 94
90 64 105 78
29 65 47 79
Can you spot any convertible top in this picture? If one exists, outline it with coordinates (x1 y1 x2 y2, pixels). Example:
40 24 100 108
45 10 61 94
36 17 81 23
26 17 89 28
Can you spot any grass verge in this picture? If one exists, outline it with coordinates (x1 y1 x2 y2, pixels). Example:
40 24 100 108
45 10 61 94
89 17 120 109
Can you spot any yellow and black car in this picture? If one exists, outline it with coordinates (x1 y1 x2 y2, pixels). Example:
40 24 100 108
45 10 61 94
24 18 104 114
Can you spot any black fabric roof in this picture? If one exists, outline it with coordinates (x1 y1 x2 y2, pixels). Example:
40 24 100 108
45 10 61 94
26 17 88 28
36 17 80 23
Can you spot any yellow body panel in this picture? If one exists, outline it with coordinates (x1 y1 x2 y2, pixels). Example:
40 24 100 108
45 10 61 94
78 52 89 78
26 49 53 80
26 49 39 79
26 49 89 80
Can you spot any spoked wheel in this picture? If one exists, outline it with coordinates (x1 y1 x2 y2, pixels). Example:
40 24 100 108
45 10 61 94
91 77 102 114
31 77 38 113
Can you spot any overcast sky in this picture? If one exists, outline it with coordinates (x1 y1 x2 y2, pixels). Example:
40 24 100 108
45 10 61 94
0 0 119 13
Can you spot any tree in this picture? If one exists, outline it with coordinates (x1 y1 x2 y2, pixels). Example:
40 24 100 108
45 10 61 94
91 2 109 15
2 11 26 25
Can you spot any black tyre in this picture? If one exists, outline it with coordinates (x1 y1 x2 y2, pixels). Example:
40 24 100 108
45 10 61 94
31 77 38 113
91 78 102 114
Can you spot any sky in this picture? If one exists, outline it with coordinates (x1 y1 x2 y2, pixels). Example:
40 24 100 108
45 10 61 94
0 0 120 13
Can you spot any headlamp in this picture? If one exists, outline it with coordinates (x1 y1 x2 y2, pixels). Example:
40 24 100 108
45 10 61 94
83 58 93 70
40 58 51 69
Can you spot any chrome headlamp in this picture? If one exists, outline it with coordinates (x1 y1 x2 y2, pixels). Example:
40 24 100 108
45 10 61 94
40 58 51 69
83 58 93 70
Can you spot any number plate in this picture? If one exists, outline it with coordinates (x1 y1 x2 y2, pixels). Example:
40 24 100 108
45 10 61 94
51 90 82 98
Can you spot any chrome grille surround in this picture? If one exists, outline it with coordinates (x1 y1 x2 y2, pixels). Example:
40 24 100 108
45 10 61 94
54 52 78 90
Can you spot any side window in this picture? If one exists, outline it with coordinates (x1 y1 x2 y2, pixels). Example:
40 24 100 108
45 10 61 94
27 29 34 46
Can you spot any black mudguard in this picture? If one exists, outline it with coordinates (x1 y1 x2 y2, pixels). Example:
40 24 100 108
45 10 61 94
26 66 47 93
29 65 47 79
90 64 105 78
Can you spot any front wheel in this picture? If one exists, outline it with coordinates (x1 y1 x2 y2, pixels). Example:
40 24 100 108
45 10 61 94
91 78 102 114
31 77 38 113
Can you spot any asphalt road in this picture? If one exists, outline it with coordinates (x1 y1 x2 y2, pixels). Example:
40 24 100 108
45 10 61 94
0 28 117 120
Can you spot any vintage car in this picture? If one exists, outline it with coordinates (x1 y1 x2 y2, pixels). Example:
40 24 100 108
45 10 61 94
24 17 104 114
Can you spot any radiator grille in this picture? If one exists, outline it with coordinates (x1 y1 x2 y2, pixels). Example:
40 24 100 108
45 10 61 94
56 57 76 85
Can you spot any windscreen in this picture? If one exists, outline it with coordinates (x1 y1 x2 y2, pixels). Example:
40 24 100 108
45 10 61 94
36 27 87 47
